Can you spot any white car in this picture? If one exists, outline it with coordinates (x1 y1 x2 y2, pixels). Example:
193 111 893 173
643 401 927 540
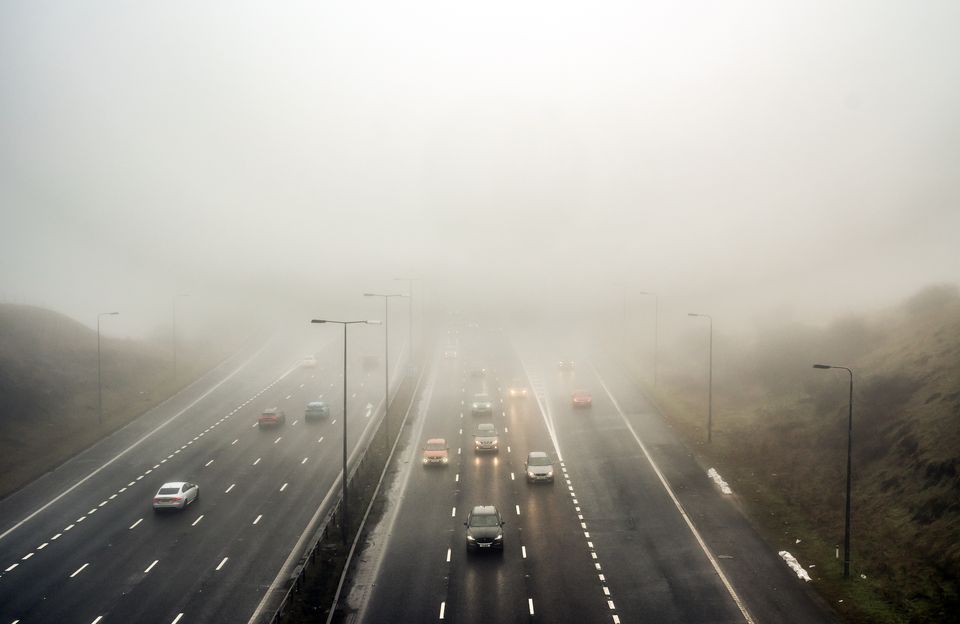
302 355 318 368
152 481 200 511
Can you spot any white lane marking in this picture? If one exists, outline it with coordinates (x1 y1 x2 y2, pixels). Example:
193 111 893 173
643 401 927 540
285 394 292 400
205 460 214 467
439 602 446 620
253 458 261 466
458 428 462 435
280 483 288 492
77 516 86 522
446 548 451 562
510 472 515 481
301 457 309 464
457 448 461 455
253 515 262 525
608 600 616 609
152 464 160 469
603 586 611 596
613 615 622 623
351 393 357 398
522 545 527 558
88 508 97 514
192 514 204 527
119 487 127 493
504 427 509 433
292 420 298 426
331 419 336 425
144 559 158 574
299 383 304 388
92 617 104 624
0 350 278 544
37 542 48 550
232 439 238 445
109 494 117 500
528 598 535 615
318 437 324 443
52 532 62 540
129 519 143 530
252 422 259 428
172 614 184 624
128 481 135 486
136 475 144 481
451 507 456 517
69 563 89 578
5 563 18 572
225 483 236 493
455 473 459 482
592 364 755 624
216 557 228 571
274 436 282 444
516 505 521 515
21 553 33 561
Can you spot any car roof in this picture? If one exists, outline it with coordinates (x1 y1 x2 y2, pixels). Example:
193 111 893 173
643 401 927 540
477 423 495 430
527 451 549 459
263 407 279 412
471 505 498 515
159 481 187 489
426 438 446 444
307 401 325 406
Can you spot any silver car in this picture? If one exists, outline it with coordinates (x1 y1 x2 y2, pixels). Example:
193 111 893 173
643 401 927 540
525 451 555 483
152 481 199 511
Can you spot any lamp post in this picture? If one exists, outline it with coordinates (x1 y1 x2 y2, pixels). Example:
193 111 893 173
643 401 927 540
688 312 713 443
813 363 854 579
363 293 407 435
638 291 659 386
172 293 190 384
97 312 119 425
311 318 379 546
394 277 419 357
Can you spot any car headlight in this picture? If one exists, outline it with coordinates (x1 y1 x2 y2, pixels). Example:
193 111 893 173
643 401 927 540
423 457 429 463
494 533 503 541
442 457 449 463
546 469 553 476
467 535 476 541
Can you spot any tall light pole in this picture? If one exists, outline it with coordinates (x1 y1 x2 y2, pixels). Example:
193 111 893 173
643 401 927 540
688 312 713 442
639 291 659 386
813 363 855 579
363 293 407 433
311 318 379 546
394 277 419 357
172 293 190 384
97 312 119 425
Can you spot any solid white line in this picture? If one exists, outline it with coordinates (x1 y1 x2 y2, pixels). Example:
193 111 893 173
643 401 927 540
0 350 273 544
439 601 446 620
129 519 143 529
216 557 228 571
192 514 204 526
253 515 262 525
144 559 158 573
592 364 755 624
70 563 88 578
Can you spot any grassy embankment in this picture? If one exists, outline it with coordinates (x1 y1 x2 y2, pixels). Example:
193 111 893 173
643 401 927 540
0 304 240 499
631 285 959 624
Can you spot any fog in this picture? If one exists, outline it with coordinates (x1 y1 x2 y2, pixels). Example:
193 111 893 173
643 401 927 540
2 0 959 338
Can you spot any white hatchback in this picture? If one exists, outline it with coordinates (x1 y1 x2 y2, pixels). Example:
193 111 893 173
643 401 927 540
152 481 200 511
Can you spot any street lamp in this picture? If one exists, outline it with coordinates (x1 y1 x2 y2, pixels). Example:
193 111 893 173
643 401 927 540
172 293 190 384
638 291 659 386
688 312 713 443
311 318 379 546
363 293 407 436
813 363 855 579
394 277 419 357
97 312 119 425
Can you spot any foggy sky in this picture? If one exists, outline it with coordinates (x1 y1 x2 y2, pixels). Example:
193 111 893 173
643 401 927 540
2 0 959 336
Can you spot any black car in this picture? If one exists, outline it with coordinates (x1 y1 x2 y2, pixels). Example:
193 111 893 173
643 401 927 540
465 505 504 552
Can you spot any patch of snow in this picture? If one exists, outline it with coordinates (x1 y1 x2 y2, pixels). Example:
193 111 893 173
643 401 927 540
707 468 732 495
779 551 812 582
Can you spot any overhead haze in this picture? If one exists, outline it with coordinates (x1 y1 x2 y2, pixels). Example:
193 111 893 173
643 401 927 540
2 0 959 335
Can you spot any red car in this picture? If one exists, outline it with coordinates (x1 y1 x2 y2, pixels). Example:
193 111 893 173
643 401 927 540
258 407 287 427
422 438 450 465
571 390 592 407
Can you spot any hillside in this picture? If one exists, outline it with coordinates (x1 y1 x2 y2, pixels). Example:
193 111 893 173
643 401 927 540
644 285 960 623
0 304 224 498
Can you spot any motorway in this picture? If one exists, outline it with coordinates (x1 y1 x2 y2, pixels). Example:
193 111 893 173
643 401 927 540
348 324 836 624
0 328 399 624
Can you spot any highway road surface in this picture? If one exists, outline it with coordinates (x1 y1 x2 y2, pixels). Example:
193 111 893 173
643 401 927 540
0 329 399 624
346 324 836 624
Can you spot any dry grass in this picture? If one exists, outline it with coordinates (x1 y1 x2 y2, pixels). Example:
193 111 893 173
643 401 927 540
0 304 237 499
632 285 960 624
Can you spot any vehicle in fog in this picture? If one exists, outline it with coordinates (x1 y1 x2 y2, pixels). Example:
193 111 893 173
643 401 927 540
473 423 499 452
558 359 575 371
304 401 329 422
301 355 317 368
525 451 555 483
422 438 449 465
469 366 487 377
464 505 504 552
507 382 529 398
470 393 493 417
258 407 287 427
571 390 592 407
443 346 458 359
152 481 199 511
